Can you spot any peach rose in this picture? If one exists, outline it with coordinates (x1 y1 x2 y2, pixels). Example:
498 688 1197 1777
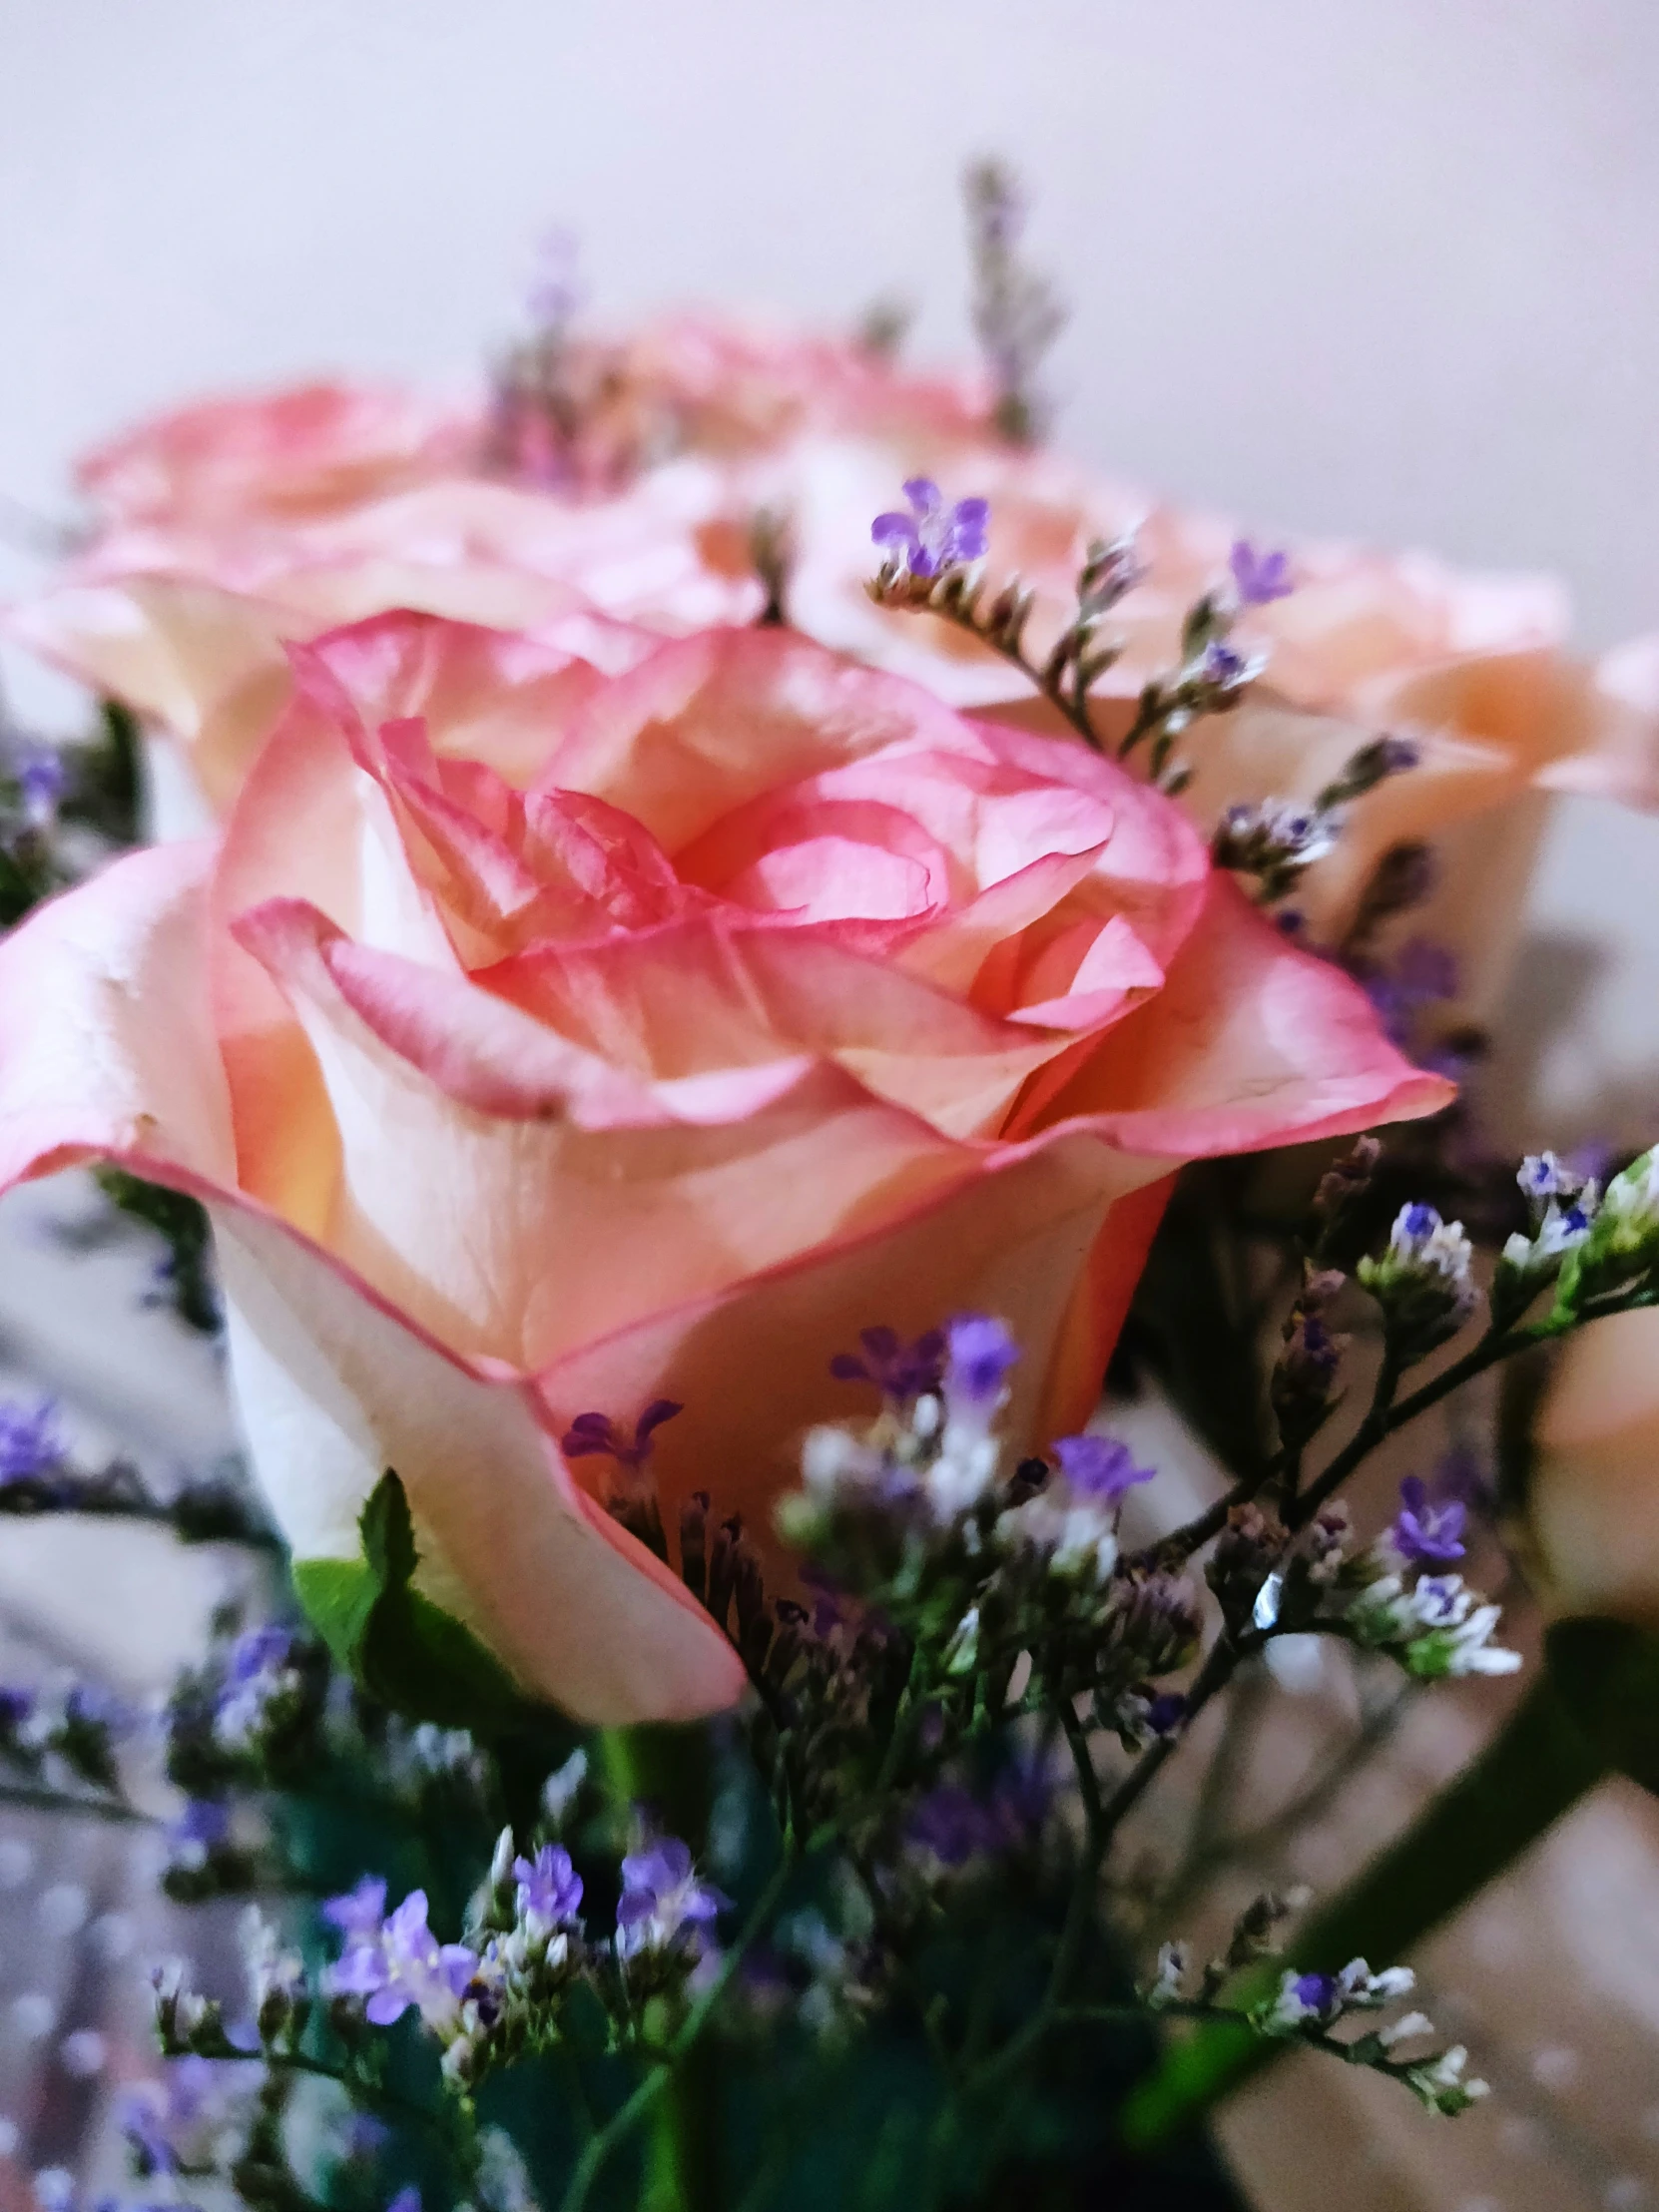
0 618 1446 1722
77 379 475 529
11 464 763 828
1529 1307 1659 1626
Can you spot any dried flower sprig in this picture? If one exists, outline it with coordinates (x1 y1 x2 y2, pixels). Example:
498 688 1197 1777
867 510 1259 794
963 159 1065 444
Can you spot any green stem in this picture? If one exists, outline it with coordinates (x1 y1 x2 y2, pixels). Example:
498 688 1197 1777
556 1821 800 2212
557 2067 675 2212
0 1780 154 1825
267 2048 447 2141
945 1701 1109 2110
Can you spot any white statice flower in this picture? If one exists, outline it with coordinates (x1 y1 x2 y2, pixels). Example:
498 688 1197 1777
1347 1570 1520 1678
1594 1145 1659 1260
1404 2043 1491 2113
241 1906 306 2032
1144 1942 1189 2011
998 1488 1119 1585
540 1747 589 1829
998 1432 1154 1585
801 1423 887 1501
1387 1204 1475 1287
1502 1155 1600 1290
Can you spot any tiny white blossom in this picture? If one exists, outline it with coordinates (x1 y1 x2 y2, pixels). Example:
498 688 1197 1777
1145 1942 1188 2010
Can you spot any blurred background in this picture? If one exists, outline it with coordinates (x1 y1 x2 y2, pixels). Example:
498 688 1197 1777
1 6 1658 2209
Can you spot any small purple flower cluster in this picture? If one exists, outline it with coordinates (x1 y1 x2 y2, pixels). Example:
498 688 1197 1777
830 1325 947 1406
871 478 990 580
1388 1473 1467 1566
1228 539 1294 608
906 1752 1054 1871
561 1398 682 1473
326 1884 477 2033
616 1837 729 1960
0 1397 67 1485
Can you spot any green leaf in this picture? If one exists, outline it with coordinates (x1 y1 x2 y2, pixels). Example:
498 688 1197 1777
1120 1656 1613 2149
291 1471 546 1736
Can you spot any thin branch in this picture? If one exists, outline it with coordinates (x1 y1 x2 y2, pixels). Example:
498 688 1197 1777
0 1778 156 1826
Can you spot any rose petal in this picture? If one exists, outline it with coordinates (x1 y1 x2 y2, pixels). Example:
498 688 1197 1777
1013 872 1454 1146
211 1203 746 1723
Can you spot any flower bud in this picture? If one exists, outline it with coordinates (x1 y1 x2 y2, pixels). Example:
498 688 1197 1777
1357 1204 1478 1361
1556 1145 1659 1310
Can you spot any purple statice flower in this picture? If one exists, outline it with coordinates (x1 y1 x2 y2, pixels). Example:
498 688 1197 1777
1229 540 1294 607
1290 1970 1340 2018
225 1625 293 1682
339 2111 390 2163
829 1324 948 1406
321 1876 388 1944
0 1398 67 1484
167 1799 230 1872
1200 637 1252 688
907 1785 1001 1869
871 478 990 579
942 1314 1018 1419
66 1682 131 1735
1052 1432 1156 1505
0 1685 35 1731
561 1398 682 1473
119 2053 258 2176
386 2191 422 2212
328 1889 477 2033
512 1843 583 1929
1389 1474 1468 1566
1290 1311 1342 1383
908 1750 1055 1869
17 749 66 830
1115 1684 1189 1751
1373 735 1420 777
616 1836 728 1960
1364 938 1457 1047
213 1623 301 1751
527 227 583 334
116 2090 175 2176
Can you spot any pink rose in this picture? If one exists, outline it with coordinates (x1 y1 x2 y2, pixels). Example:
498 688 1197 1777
77 379 475 529
0 619 1446 1722
11 466 762 826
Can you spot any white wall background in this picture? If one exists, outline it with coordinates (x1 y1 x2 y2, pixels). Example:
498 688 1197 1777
2 0 1658 1134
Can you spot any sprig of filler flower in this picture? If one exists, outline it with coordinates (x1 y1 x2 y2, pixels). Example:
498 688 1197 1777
866 492 1420 883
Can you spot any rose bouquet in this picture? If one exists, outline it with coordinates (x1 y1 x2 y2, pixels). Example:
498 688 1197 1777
0 165 1655 2212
